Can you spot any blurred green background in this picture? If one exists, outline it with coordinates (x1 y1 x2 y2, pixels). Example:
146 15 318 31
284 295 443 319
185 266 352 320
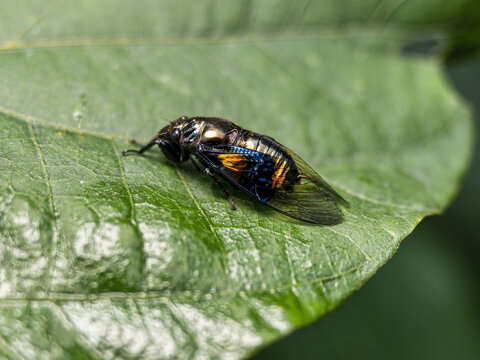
253 53 480 359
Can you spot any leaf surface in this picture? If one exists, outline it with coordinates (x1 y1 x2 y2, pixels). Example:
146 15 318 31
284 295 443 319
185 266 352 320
0 1 474 359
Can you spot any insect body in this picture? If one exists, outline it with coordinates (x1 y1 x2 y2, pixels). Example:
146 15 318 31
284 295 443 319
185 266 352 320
123 116 348 225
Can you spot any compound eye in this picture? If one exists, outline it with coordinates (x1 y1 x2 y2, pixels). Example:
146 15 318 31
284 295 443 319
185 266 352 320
172 128 181 139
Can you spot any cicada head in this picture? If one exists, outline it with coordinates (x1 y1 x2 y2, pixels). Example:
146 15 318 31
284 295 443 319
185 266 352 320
127 116 238 163
156 116 194 163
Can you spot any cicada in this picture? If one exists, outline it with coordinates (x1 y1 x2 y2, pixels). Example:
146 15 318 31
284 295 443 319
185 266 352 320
123 116 348 225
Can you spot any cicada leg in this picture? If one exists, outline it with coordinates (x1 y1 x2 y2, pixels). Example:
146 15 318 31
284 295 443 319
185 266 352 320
204 167 236 210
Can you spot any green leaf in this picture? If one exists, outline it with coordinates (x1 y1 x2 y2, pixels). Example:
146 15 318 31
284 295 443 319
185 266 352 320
0 1 474 359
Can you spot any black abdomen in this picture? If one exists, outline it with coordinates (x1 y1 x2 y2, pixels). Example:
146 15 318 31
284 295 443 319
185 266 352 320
233 131 298 190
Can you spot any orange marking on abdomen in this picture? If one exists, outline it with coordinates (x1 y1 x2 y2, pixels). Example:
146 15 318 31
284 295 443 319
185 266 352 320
271 159 290 188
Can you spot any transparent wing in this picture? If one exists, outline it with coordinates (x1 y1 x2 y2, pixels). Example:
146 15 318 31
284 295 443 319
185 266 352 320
198 145 347 225
267 149 348 225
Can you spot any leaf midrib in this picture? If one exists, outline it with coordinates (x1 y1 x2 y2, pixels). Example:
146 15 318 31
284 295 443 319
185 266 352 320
0 27 452 53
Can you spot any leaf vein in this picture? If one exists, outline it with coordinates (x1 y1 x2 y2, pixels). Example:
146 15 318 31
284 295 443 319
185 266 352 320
5 0 65 48
325 226 372 261
28 119 58 290
112 140 137 226
174 165 227 260
0 29 454 53
0 267 358 303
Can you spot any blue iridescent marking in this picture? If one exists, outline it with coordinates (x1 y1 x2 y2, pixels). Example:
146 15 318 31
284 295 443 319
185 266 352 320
224 146 275 202
207 145 276 202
